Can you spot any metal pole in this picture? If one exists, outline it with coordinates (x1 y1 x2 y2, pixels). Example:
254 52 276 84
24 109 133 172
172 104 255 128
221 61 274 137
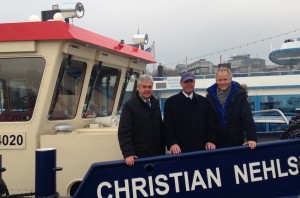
185 57 187 71
152 41 155 74
0 153 2 180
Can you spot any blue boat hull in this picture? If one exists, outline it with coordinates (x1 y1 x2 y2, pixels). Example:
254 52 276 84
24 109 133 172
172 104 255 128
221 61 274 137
74 139 300 198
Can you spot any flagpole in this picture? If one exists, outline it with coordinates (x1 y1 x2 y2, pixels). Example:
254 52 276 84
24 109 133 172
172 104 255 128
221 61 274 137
152 41 155 73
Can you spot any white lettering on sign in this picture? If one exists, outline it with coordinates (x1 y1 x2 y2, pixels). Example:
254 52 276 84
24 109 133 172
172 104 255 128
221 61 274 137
97 156 299 197
132 178 147 198
97 167 221 198
287 157 299 175
114 179 129 198
155 174 169 195
234 157 299 184
169 172 182 193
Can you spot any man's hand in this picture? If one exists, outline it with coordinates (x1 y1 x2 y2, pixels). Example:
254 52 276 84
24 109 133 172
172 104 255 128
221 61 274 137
243 141 257 149
125 155 138 166
205 142 216 150
170 144 181 154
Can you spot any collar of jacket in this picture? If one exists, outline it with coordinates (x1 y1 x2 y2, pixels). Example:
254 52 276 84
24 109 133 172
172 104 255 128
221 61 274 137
178 91 199 102
207 81 240 99
207 81 239 126
135 91 159 109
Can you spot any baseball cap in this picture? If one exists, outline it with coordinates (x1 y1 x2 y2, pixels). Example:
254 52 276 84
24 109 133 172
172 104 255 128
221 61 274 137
180 72 195 82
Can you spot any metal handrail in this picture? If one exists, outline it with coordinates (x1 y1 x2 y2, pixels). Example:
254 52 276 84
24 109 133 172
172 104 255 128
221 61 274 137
252 109 289 124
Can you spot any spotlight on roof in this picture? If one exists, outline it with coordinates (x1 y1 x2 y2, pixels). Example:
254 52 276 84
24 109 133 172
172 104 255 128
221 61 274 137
132 34 149 45
60 2 85 19
41 2 84 23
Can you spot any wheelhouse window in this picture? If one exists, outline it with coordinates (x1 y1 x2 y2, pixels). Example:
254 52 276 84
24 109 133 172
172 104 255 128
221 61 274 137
117 72 139 114
83 65 121 118
0 57 45 122
48 58 86 120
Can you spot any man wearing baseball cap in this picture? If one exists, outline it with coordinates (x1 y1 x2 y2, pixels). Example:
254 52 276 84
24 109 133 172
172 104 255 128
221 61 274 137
164 71 216 154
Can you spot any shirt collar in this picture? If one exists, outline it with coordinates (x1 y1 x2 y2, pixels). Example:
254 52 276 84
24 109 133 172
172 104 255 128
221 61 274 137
139 94 150 103
182 91 193 99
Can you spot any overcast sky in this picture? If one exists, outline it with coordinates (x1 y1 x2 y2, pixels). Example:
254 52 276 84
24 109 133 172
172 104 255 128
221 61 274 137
2 0 300 70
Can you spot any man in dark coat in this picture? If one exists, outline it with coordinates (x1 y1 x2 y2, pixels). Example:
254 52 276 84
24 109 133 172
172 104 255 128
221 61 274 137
164 72 216 153
206 67 257 149
118 74 165 166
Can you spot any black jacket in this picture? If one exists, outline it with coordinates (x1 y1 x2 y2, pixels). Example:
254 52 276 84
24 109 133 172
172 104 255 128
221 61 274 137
164 91 216 152
118 92 165 158
206 81 257 148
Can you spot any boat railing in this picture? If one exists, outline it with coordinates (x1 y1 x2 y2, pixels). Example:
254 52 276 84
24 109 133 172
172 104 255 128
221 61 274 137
252 109 289 125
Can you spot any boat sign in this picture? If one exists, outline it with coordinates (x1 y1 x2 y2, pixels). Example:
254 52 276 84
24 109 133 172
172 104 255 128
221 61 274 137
0 132 25 149
74 139 300 198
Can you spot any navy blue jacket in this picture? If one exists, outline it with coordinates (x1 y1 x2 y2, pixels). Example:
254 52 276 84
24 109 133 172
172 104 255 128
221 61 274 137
206 81 257 148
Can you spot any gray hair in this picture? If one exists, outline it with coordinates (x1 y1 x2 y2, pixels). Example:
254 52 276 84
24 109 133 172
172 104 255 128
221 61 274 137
215 67 232 79
137 74 153 86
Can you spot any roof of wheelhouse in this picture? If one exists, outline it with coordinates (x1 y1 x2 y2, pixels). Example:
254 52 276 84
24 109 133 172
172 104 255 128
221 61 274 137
0 21 156 63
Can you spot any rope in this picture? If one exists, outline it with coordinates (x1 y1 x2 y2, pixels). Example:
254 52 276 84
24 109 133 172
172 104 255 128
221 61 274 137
0 192 59 198
0 178 59 198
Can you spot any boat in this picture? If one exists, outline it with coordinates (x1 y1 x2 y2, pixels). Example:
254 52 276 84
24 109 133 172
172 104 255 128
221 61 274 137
74 25 300 198
269 38 300 66
0 3 154 197
0 3 299 197
74 139 300 198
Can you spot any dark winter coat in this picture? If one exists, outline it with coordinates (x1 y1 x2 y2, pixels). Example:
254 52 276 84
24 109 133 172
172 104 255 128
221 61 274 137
206 81 257 148
164 91 216 152
118 92 165 159
280 113 300 139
